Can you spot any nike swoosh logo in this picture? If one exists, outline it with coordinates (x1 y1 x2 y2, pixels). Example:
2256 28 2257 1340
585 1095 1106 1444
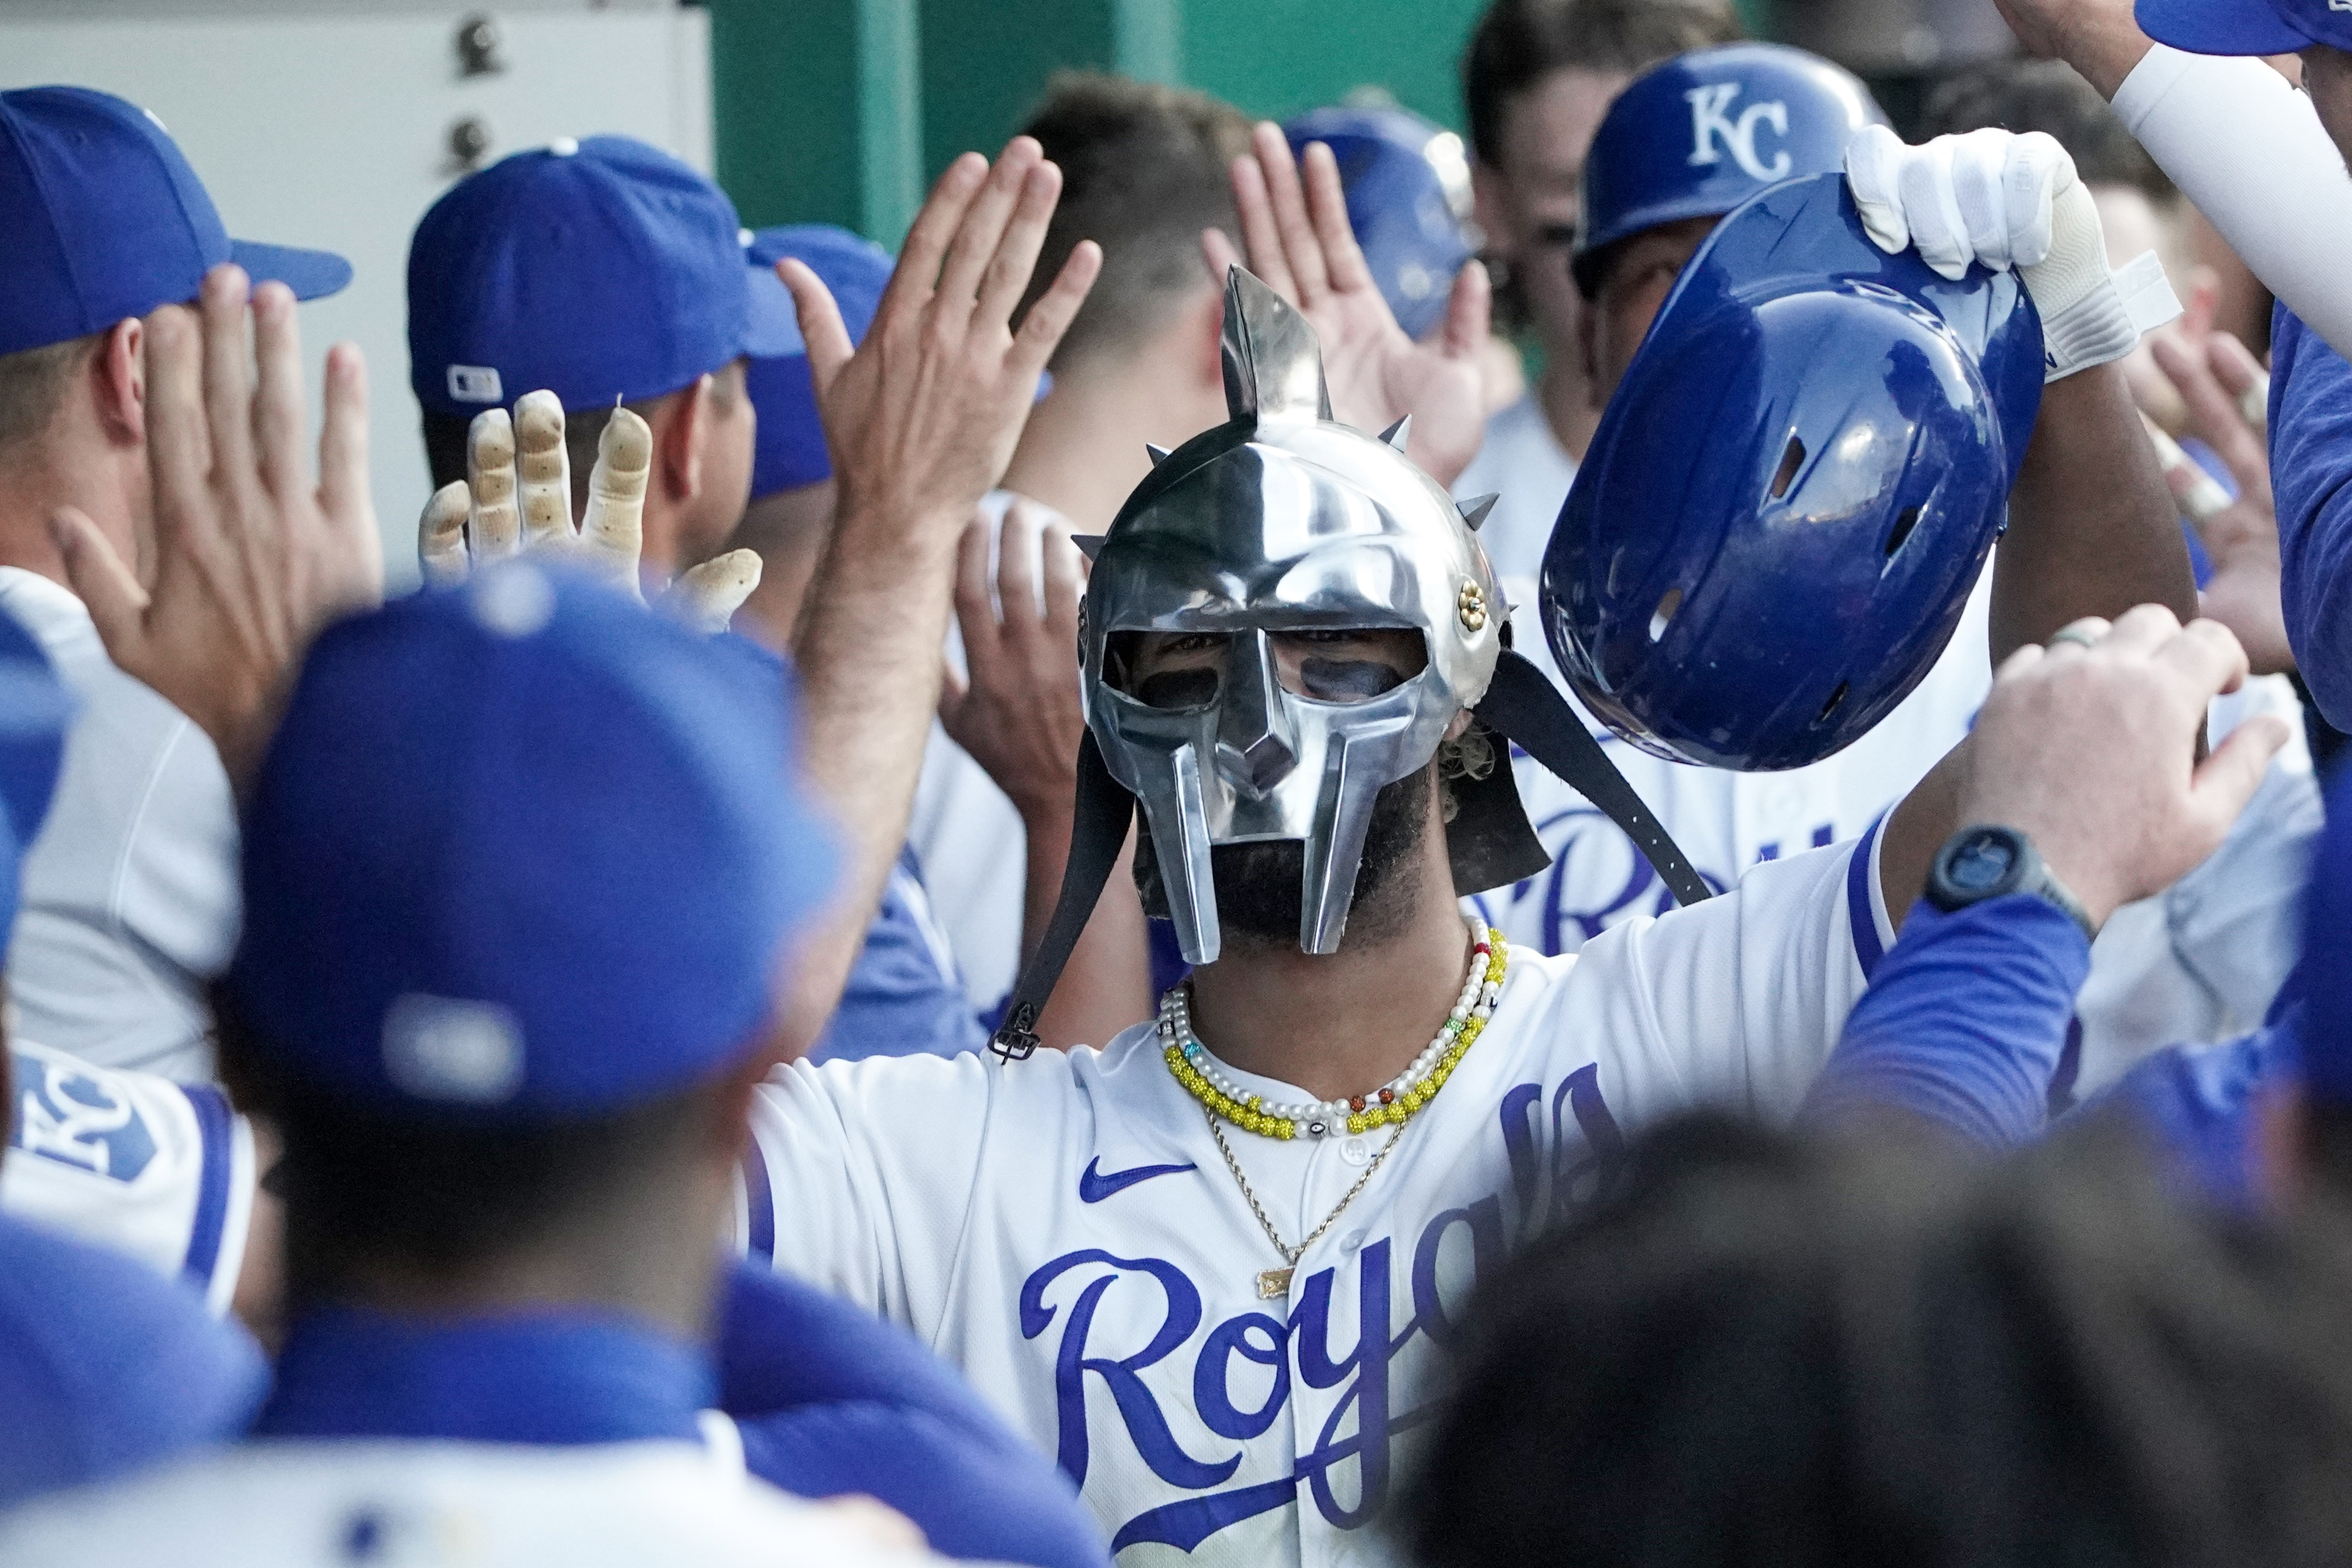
1079 1156 1198 1203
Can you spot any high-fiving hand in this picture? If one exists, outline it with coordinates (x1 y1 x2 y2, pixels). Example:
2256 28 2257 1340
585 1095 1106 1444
778 135 1100 556
52 264 381 795
937 497 1088 819
1955 605 2288 930
417 392 762 635
1204 122 1491 488
2151 326 2290 674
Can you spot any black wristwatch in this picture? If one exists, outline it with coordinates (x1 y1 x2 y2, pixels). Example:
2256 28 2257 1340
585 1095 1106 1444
1925 823 2097 942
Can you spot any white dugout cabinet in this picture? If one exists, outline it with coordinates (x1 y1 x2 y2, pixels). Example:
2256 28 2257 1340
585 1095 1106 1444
0 0 713 589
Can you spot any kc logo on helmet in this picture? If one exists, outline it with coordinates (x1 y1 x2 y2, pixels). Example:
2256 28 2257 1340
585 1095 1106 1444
1685 82 1792 182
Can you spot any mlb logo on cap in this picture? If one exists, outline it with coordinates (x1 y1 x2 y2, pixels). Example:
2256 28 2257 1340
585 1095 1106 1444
0 86 351 358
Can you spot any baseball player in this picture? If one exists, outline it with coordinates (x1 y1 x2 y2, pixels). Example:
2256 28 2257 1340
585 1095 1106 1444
726 97 2215 1552
0 86 353 1082
1439 43 2276 1089
0 606 267 1508
0 554 971 1565
1456 0 1744 510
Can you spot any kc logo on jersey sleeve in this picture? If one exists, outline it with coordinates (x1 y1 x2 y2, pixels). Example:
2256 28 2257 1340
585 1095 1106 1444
10 1049 158 1183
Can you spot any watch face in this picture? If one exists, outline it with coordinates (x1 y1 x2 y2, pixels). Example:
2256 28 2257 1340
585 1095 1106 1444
1948 830 2018 894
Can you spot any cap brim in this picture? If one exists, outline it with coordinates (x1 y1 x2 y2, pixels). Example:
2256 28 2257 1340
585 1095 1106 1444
2134 0 2313 55
742 260 807 360
230 239 354 302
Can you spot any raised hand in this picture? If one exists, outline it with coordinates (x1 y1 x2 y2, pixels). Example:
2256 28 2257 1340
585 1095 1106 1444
938 497 1088 814
938 496 1151 1052
778 135 1100 560
2151 328 2291 673
1985 0 2152 97
1204 122 1490 488
1954 605 2289 930
764 138 1102 1061
52 264 381 795
417 390 761 634
1843 124 2178 381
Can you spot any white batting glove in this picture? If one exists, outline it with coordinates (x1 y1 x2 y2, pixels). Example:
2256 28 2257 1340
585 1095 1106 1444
1843 125 2181 382
418 390 761 634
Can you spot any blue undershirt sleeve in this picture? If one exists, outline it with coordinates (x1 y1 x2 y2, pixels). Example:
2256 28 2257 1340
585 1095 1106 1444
2271 305 2352 731
1801 895 2089 1147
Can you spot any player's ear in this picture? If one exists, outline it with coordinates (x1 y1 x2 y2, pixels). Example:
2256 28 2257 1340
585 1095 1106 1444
96 317 147 446
659 375 712 504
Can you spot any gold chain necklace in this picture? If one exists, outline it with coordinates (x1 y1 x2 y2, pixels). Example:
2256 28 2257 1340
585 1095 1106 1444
1207 1108 1405 1299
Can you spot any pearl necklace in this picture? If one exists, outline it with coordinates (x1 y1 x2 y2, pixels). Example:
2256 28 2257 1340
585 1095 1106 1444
1160 916 1506 1140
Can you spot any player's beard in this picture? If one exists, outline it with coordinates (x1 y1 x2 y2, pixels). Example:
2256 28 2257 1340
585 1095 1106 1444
1208 763 1435 948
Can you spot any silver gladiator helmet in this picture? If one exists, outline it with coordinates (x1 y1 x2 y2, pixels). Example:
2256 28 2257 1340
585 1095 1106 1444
1083 268 1521 964
992 268 1706 1058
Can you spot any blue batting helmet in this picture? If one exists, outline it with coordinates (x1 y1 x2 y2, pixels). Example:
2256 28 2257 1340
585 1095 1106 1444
1573 43 1885 297
1541 172 2044 771
1286 103 1475 340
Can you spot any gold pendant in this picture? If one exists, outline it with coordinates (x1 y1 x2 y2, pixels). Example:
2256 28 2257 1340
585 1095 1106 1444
1256 1267 1294 1300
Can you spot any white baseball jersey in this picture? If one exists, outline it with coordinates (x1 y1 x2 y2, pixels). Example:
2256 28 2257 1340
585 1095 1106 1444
1 1037 252 1315
0 568 239 1081
743 830 1891 1567
0 1438 965 1568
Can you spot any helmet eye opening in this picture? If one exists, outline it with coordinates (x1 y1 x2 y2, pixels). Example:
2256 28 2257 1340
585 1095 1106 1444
1769 434 1806 501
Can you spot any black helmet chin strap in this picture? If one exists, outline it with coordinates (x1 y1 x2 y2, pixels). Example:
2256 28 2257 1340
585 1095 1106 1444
990 652 1709 1061
1472 649 1713 908
990 731 1135 1060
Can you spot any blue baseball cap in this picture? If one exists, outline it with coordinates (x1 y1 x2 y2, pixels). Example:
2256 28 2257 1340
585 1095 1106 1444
0 86 351 359
0 610 73 945
743 224 893 500
2137 0 2352 53
407 136 803 419
227 564 836 1122
1285 104 1475 342
1573 44 1885 298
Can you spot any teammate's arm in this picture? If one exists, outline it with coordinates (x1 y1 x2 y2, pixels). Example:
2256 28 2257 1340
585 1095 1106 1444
771 142 1101 1059
1806 608 2287 1145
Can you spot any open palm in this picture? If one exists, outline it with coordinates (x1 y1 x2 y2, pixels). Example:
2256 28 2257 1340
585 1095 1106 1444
1203 122 1490 489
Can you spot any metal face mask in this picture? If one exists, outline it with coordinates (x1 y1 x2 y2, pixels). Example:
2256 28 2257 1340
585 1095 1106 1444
1081 269 1506 964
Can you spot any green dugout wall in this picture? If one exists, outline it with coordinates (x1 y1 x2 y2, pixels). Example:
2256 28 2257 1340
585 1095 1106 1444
709 0 1773 244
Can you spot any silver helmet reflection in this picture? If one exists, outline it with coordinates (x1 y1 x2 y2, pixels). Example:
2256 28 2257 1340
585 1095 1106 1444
988 267 1706 1060
1081 268 1512 963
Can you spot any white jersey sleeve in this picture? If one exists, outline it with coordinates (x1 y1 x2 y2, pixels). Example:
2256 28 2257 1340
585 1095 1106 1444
1 1038 254 1315
1510 822 1896 1128
742 1049 1009 1325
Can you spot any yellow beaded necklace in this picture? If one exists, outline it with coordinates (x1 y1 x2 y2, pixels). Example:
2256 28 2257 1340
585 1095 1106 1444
1159 918 1507 1141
